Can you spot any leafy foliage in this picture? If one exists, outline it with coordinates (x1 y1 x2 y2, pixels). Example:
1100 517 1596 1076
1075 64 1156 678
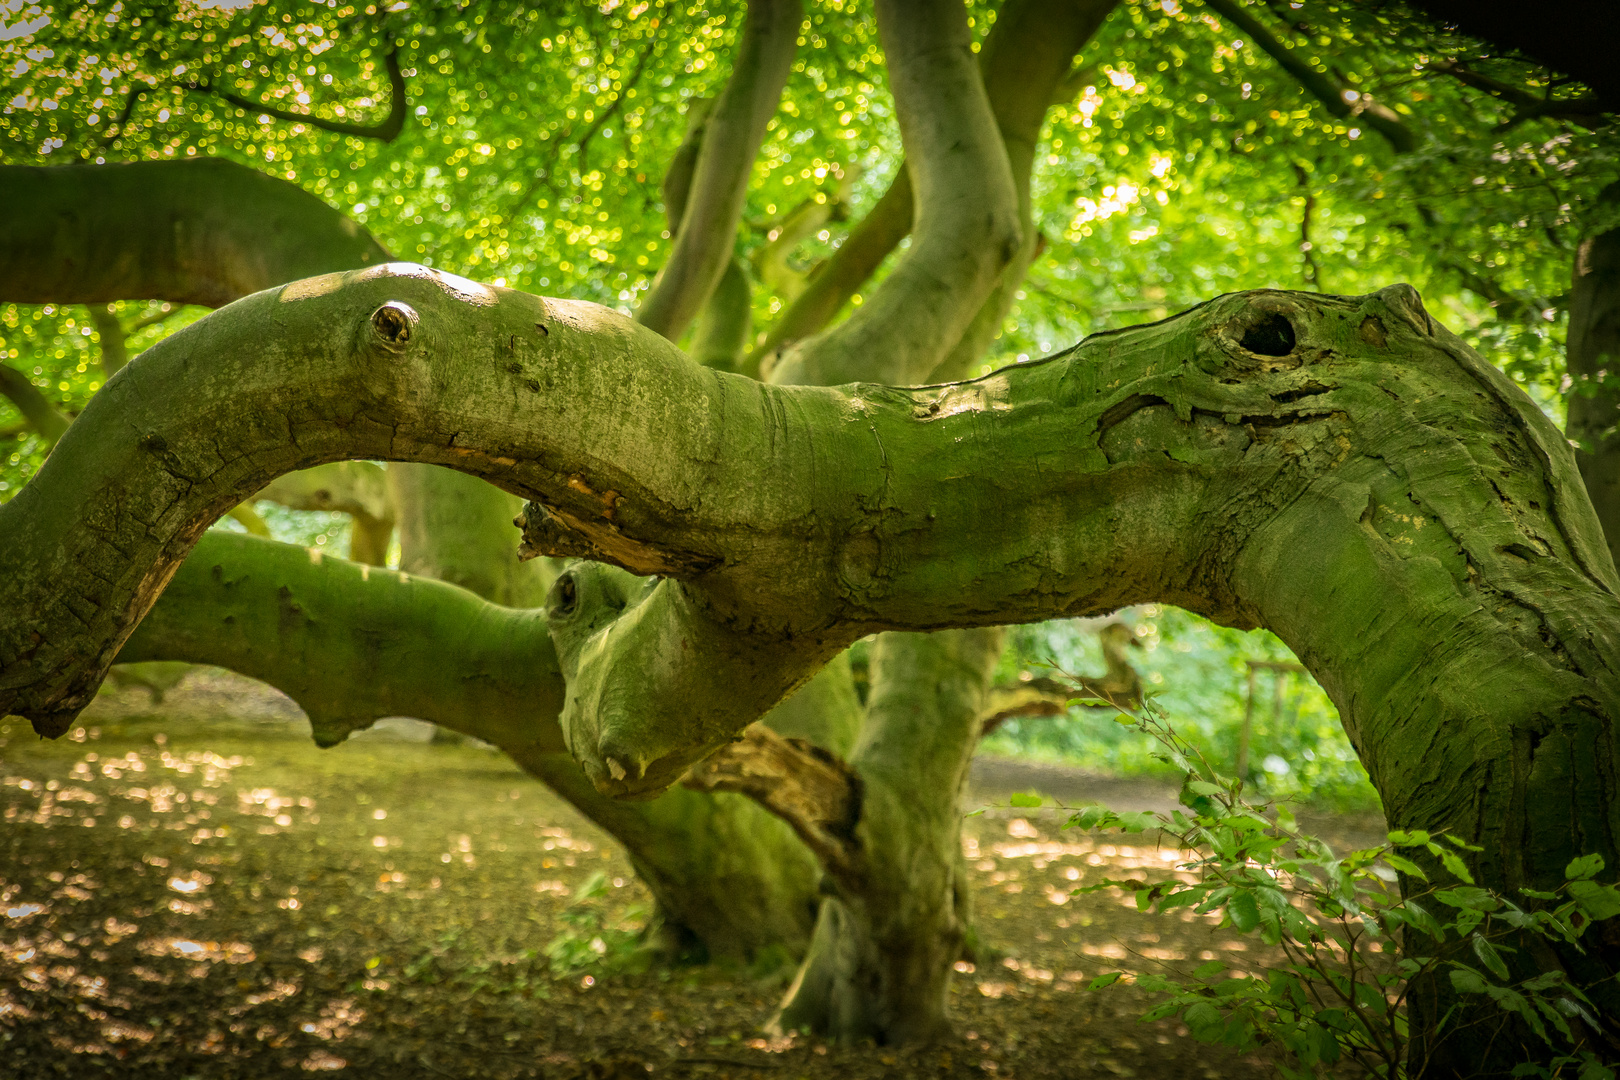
3 0 1618 500
1064 695 1619 1078
989 606 1376 810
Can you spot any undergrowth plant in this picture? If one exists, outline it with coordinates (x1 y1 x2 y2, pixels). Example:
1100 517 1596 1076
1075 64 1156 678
1047 686 1619 1078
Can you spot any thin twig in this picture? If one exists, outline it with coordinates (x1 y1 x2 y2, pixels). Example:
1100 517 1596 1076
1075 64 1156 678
576 30 661 178
187 50 408 142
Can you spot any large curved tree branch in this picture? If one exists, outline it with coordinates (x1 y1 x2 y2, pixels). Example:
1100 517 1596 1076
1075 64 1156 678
187 51 408 143
117 529 830 960
0 159 391 308
769 0 1104 385
634 0 802 342
7 267 1618 879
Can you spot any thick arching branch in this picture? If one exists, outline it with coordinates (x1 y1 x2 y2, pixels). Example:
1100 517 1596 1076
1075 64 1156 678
119 529 827 961
189 50 408 143
6 271 1620 924
635 0 802 342
0 159 391 308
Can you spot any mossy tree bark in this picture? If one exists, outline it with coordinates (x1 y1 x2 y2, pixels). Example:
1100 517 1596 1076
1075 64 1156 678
0 150 837 964
703 0 1110 1043
5 267 1616 1071
768 629 1004 1045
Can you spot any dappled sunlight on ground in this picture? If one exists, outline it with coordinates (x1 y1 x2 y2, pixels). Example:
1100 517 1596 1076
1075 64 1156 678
0 672 1378 1078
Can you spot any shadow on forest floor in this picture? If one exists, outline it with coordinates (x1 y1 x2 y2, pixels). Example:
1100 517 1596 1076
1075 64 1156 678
1 671 1384 1079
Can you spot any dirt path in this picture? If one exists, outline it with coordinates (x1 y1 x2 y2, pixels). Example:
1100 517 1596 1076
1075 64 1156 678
0 673 1376 1079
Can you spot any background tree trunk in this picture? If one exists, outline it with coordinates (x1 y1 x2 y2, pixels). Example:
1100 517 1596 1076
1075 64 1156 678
389 463 551 607
1567 181 1620 569
776 629 1003 1044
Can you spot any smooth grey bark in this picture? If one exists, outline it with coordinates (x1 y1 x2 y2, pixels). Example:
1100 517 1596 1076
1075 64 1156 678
635 0 802 342
1567 182 1620 570
0 160 390 308
749 0 1117 370
768 0 1020 387
773 629 1003 1044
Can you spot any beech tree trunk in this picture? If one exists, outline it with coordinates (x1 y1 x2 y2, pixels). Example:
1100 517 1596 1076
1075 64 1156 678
389 462 551 607
775 629 1002 1044
1568 182 1620 568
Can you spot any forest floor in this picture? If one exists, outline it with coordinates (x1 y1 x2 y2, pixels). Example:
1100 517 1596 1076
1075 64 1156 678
1 672 1385 1080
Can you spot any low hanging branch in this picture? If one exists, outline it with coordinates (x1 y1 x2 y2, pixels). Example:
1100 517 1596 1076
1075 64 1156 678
0 159 391 308
119 529 825 961
187 50 409 143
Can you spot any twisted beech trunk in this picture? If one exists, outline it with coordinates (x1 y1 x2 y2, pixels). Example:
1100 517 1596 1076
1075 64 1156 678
774 629 1002 1044
1567 183 1620 568
0 160 390 308
635 0 802 342
757 0 1117 376
768 0 1020 387
5 267 1620 1069
116 530 842 961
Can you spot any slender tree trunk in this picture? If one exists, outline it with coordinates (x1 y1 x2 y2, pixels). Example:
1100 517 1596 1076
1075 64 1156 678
0 363 70 445
1567 182 1620 569
635 0 802 342
254 460 396 567
389 463 551 607
775 629 1002 1044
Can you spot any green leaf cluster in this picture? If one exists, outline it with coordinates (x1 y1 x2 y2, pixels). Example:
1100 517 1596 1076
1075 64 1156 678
1064 697 1619 1078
